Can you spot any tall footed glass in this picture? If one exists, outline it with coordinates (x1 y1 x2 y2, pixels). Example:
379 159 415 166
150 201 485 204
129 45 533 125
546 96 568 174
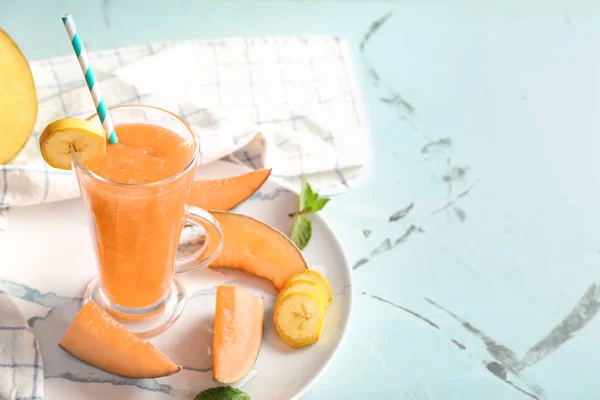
73 105 222 338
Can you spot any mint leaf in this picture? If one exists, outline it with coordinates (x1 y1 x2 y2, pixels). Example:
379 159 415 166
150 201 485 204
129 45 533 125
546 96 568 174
309 196 329 213
291 175 328 249
194 386 250 400
290 214 312 250
298 175 316 212
298 175 329 214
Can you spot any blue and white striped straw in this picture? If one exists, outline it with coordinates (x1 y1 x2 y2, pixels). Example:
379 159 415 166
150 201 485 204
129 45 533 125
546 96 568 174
61 13 118 144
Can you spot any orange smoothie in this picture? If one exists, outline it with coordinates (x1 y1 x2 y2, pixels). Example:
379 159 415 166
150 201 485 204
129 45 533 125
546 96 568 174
78 123 195 309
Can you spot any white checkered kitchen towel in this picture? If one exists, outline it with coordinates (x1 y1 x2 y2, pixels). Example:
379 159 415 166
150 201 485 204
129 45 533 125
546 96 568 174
0 284 43 400
0 36 369 212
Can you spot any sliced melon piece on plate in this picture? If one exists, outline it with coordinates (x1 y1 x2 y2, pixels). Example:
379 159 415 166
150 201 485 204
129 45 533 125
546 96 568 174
213 286 264 384
0 29 38 163
189 168 271 211
285 270 333 303
59 301 180 378
208 211 308 289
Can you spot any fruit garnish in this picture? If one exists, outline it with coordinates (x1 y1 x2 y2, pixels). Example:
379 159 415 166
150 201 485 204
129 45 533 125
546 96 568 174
274 292 325 348
39 118 106 170
189 168 271 211
285 270 333 303
0 29 38 164
290 214 312 251
208 211 308 290
194 386 251 400
213 286 264 384
274 269 333 347
59 301 180 378
278 279 328 309
290 175 330 250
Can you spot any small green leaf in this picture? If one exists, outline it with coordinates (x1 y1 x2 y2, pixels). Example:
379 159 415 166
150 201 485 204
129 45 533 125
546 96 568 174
292 175 328 248
291 214 312 250
194 386 251 400
298 175 329 214
298 175 317 212
309 197 329 213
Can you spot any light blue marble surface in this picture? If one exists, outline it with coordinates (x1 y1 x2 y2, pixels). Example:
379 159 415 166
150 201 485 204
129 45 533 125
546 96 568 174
3 1 600 399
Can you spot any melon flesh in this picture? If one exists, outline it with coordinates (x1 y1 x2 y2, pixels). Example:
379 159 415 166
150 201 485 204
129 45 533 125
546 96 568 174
208 211 308 289
213 286 264 384
0 29 37 163
59 301 181 378
189 168 271 211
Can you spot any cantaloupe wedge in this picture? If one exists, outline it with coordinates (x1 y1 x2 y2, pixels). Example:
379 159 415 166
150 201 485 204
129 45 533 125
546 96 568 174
59 301 181 378
213 286 264 384
189 169 271 211
0 29 37 163
208 211 308 289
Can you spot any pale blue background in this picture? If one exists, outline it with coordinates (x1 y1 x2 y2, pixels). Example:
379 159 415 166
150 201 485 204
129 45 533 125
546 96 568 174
3 1 600 399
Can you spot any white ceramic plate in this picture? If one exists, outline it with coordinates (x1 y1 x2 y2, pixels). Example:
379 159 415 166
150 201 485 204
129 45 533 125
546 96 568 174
0 161 353 400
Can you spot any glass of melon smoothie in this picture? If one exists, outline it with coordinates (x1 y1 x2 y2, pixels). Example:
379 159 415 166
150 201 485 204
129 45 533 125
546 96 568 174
73 105 222 337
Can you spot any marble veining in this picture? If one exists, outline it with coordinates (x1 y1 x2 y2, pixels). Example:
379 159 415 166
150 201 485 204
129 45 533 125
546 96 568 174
352 225 424 270
430 181 479 217
362 292 439 330
388 203 414 223
451 339 466 350
421 138 452 154
360 12 415 120
425 298 545 399
518 283 600 370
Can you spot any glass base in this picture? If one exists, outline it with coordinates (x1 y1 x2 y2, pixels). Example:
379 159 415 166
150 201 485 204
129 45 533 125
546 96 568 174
83 276 186 339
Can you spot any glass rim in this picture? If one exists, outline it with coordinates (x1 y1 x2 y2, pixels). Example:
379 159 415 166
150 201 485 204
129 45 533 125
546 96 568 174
72 104 199 188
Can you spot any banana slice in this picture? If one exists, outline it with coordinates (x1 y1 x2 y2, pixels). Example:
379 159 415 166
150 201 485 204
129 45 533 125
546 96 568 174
279 279 328 309
39 118 106 170
285 270 333 304
274 292 324 348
